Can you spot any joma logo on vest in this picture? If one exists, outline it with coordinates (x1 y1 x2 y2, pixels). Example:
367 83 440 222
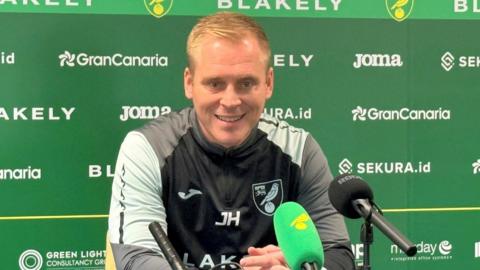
353 53 403 69
0 0 92 7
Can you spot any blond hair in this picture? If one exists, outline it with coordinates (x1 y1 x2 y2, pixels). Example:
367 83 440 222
187 12 271 69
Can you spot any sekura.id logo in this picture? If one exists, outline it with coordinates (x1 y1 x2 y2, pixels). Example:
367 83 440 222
473 159 480 174
145 0 173 18
441 52 455 71
263 107 312 120
339 159 354 175
1 51 15 65
338 158 431 175
386 0 414 22
441 51 480 71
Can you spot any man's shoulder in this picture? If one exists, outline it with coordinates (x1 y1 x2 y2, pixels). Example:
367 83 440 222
258 113 310 166
258 113 309 136
137 107 192 135
132 107 193 161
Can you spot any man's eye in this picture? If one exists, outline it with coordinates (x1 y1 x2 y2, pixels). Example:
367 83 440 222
208 81 225 90
238 80 255 90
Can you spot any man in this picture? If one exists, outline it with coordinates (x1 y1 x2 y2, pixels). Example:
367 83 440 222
108 12 354 270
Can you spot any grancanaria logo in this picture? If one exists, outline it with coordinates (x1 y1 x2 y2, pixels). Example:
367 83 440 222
144 0 173 18
386 0 414 22
290 213 309 231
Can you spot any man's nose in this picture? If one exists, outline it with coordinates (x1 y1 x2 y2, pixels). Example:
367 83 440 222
219 86 241 107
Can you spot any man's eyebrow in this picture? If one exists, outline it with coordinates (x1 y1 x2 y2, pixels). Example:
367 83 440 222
237 76 259 82
200 77 223 84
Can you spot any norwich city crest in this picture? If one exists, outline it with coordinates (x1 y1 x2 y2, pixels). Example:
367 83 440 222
252 179 284 216
386 0 414 22
144 0 173 18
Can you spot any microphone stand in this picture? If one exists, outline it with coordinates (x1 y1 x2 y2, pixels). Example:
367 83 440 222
301 262 319 270
355 200 379 270
353 198 417 270
360 220 373 270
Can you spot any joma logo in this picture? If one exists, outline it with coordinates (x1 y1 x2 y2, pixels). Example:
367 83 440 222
353 53 403 69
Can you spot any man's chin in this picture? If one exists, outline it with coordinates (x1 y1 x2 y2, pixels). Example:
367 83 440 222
214 134 246 149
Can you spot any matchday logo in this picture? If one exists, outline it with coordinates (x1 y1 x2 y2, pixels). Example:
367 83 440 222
144 0 173 18
473 159 480 174
264 107 312 120
218 0 342 12
441 51 480 71
0 167 41 181
19 249 106 269
353 53 403 69
352 106 451 121
391 240 453 262
338 158 431 175
59 50 168 68
0 107 75 121
0 0 92 7
120 105 172 121
386 0 414 22
1 51 15 65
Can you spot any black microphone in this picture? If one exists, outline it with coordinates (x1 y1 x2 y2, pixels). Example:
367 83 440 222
149 221 187 270
328 174 417 257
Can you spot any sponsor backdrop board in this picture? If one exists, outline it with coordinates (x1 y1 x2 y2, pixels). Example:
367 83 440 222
1 0 479 269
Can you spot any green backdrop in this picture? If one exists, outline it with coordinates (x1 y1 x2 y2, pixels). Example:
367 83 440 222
1 0 479 269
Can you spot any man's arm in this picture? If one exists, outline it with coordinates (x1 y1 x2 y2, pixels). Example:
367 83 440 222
108 131 172 270
110 243 171 270
297 135 355 270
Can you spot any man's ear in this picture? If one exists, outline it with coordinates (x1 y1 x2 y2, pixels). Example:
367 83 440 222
265 67 274 99
184 67 193 99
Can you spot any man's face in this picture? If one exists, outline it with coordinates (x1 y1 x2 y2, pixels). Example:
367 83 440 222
184 35 274 148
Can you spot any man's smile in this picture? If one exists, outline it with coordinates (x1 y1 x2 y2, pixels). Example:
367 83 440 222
215 114 246 122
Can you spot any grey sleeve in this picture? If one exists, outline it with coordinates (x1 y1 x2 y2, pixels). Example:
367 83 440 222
298 135 355 269
111 243 172 270
108 131 171 270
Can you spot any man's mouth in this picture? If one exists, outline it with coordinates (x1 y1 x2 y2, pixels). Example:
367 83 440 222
215 114 245 122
